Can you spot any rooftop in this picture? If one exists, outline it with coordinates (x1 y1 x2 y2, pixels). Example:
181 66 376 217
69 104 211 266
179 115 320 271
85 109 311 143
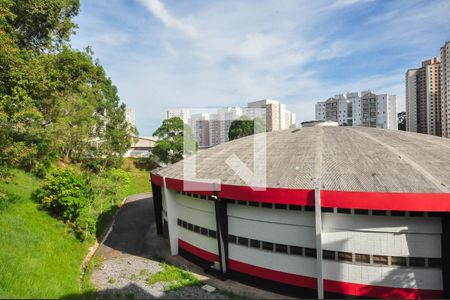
155 127 450 193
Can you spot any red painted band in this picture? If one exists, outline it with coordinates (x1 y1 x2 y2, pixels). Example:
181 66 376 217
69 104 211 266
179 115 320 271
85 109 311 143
228 259 317 289
178 239 219 262
150 172 450 211
321 190 450 212
324 279 443 299
150 173 163 186
218 184 314 206
179 238 442 298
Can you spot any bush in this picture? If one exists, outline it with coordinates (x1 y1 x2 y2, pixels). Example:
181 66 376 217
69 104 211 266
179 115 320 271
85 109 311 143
74 207 97 240
0 190 20 212
35 168 90 221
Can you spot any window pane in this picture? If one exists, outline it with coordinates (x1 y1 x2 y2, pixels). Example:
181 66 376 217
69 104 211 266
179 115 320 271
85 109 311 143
250 239 260 248
391 256 407 266
355 253 370 264
338 252 352 262
373 255 388 265
200 227 208 236
428 258 442 268
262 241 273 251
228 235 237 244
290 246 303 256
323 250 335 260
305 248 317 258
275 244 288 253
409 257 425 267
238 237 249 246
208 230 217 238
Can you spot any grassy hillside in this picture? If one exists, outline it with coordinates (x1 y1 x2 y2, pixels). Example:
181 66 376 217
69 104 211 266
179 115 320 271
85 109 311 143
0 170 90 298
0 162 152 298
123 158 152 195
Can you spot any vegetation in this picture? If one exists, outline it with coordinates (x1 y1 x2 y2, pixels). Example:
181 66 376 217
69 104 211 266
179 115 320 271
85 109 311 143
151 117 198 165
0 0 136 177
145 263 201 291
0 170 90 298
228 116 265 141
398 111 406 131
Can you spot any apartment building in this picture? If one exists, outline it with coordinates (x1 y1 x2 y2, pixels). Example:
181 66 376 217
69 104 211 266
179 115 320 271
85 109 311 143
166 108 191 124
441 41 450 138
315 91 397 129
405 58 441 136
247 99 296 131
190 113 210 149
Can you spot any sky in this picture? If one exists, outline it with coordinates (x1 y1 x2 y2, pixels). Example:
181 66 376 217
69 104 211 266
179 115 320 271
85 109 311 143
71 0 450 136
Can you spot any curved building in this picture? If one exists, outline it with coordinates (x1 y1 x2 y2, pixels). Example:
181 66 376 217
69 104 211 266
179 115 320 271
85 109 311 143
150 126 450 298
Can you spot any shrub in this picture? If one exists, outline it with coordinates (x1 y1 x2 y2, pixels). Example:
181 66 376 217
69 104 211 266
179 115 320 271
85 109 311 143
0 190 20 212
35 168 90 221
74 207 97 240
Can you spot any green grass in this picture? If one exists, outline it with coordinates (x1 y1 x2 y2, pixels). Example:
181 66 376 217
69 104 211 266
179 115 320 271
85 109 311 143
0 170 90 298
145 263 201 291
122 158 152 196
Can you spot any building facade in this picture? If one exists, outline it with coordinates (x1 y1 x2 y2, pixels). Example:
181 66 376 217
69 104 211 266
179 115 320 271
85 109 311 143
151 127 450 299
315 91 397 129
166 108 191 124
125 107 136 128
441 42 450 138
405 58 441 136
167 100 296 149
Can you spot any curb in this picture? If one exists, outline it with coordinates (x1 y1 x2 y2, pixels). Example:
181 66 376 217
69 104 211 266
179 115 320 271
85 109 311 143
79 194 135 281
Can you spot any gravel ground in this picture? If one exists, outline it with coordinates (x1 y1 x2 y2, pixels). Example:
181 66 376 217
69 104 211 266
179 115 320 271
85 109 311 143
91 249 229 299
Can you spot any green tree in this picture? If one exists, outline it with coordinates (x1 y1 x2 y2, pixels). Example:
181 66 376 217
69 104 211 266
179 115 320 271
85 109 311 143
398 111 406 131
228 117 265 141
151 117 198 165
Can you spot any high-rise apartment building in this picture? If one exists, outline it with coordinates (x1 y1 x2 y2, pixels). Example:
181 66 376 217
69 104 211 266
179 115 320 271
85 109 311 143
125 107 136 127
166 108 191 124
441 41 450 138
405 58 441 136
166 99 296 148
247 99 296 131
190 113 210 149
315 91 396 129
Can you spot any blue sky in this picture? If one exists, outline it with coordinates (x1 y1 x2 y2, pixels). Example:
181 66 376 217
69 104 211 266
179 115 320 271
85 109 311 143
71 0 450 136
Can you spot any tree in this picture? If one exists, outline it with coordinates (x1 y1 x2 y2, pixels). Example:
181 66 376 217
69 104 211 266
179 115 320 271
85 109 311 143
151 117 198 165
228 117 265 141
398 111 406 131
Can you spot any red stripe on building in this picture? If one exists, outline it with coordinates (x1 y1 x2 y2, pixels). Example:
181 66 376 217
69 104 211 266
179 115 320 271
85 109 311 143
178 238 443 299
321 190 450 212
324 279 443 299
218 184 314 206
178 239 219 262
150 172 450 211
150 173 164 186
228 259 317 289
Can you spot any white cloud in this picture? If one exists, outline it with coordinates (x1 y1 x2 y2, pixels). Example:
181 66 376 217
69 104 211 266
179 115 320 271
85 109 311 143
139 0 198 38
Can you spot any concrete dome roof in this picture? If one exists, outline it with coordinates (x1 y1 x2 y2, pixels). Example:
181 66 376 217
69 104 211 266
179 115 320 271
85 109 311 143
154 126 450 194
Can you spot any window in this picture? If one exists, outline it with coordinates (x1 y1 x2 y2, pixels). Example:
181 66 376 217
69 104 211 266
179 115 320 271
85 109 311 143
248 201 259 207
409 257 426 267
261 203 272 208
355 209 369 215
238 237 249 246
237 200 247 206
262 241 274 251
391 211 405 217
275 204 287 210
177 219 182 226
275 244 288 253
428 258 442 268
193 225 200 233
250 239 260 249
321 207 333 213
182 221 188 228
373 255 388 265
208 229 217 239
338 252 353 262
305 248 317 258
323 250 336 260
305 206 315 211
391 256 407 266
201 227 208 236
355 253 370 264
290 246 303 256
188 223 193 231
228 235 237 244
372 210 386 216
289 205 302 211
337 208 351 214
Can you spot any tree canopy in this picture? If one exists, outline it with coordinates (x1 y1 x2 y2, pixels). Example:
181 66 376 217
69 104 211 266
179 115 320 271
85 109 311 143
228 117 265 141
398 111 406 131
151 117 198 165
0 0 136 176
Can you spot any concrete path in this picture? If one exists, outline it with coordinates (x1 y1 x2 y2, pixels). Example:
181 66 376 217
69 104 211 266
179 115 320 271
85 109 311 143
91 193 290 299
